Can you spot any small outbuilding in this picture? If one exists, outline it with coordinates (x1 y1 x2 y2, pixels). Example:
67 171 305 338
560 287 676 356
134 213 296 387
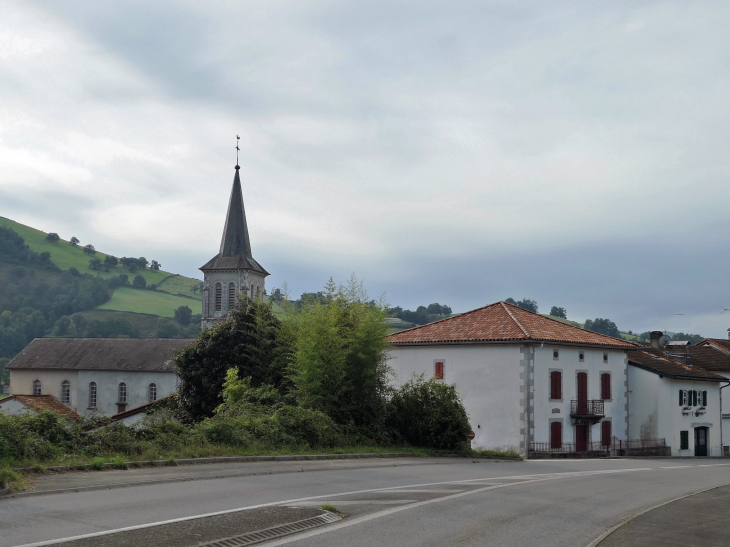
0 394 80 418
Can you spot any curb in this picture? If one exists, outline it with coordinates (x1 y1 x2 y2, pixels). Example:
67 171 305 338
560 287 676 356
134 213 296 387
0 487 10 497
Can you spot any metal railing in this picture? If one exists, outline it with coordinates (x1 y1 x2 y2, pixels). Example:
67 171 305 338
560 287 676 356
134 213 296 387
530 437 666 455
570 399 605 417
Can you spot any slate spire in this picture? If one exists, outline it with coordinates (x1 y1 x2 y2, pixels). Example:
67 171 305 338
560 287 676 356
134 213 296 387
219 165 252 258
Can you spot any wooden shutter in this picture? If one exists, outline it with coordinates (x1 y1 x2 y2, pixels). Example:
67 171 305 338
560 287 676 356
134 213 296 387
434 362 444 380
601 420 611 447
680 430 689 450
577 372 588 402
601 373 611 400
679 390 684 406
550 371 561 400
550 421 562 449
702 391 707 406
692 390 697 406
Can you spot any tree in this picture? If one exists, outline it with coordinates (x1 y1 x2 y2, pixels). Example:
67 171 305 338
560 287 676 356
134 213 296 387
175 297 293 420
150 260 161 271
191 283 200 294
137 257 149 269
45 233 60 242
270 288 284 303
174 305 193 326
132 275 147 288
505 298 538 313
88 258 103 270
83 244 96 255
550 306 567 319
584 318 620 338
104 255 118 268
118 274 129 285
672 332 705 344
70 237 79 247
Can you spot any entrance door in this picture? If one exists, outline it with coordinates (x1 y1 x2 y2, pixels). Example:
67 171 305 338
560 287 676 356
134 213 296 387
694 427 708 456
576 424 588 452
577 372 588 414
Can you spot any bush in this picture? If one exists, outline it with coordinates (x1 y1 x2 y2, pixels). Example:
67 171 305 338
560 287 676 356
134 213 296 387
45 233 60 242
386 376 471 450
90 457 105 470
0 467 18 488
132 275 146 288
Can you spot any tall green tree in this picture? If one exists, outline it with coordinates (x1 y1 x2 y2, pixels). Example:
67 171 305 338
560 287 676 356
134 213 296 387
550 306 567 319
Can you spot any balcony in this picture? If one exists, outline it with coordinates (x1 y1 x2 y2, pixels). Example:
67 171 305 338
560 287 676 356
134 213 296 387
570 399 604 419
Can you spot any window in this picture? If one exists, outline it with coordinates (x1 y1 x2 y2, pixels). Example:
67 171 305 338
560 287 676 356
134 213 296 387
434 361 444 380
215 283 222 311
228 282 236 310
61 380 70 405
680 430 689 450
550 371 562 400
601 373 611 400
550 421 562 449
603 353 608 363
250 283 254 297
118 382 127 403
579 352 585 362
679 389 686 406
32 380 42 395
702 391 707 406
88 382 97 409
553 350 559 360
601 420 612 448
148 383 157 403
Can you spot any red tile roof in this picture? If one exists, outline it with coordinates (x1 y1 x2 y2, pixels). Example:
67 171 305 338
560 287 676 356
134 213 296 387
687 345 730 372
2 395 81 418
697 339 730 355
388 301 637 348
628 348 727 381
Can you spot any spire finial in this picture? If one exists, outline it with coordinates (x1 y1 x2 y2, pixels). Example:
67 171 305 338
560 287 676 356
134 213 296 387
235 135 240 169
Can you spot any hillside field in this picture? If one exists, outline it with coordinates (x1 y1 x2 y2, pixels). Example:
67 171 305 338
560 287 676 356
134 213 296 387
98 287 199 317
0 217 202 299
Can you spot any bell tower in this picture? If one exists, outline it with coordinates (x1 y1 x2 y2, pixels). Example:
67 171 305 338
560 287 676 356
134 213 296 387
200 161 269 329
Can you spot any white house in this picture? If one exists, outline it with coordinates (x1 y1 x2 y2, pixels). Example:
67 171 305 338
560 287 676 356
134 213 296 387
627 346 726 457
387 301 637 458
0 394 80 418
6 338 194 417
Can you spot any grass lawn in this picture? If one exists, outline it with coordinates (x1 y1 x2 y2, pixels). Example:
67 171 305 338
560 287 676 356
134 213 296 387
0 216 202 298
78 309 171 334
98 287 198 317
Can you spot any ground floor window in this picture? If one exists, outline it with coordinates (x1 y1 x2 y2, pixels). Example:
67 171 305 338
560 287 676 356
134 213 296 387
680 430 689 450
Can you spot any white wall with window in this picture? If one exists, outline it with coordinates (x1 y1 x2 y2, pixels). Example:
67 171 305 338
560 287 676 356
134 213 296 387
628 365 723 456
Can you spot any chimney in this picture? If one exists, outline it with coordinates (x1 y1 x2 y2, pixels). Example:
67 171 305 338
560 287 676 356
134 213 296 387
650 331 663 350
727 328 730 341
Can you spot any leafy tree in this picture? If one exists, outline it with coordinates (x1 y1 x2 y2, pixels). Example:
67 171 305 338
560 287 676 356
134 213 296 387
672 332 705 344
70 237 79 246
83 244 96 255
137 257 149 269
150 260 161 271
175 297 293 420
550 306 567 319
516 299 538 313
584 318 620 338
174 305 193 326
270 288 284 303
190 283 200 294
0 226 59 271
288 277 390 435
118 274 129 285
386 303 453 326
88 258 103 270
132 275 147 288
103 255 118 268
45 233 60 242
386 375 471 450
505 297 517 305
155 319 179 338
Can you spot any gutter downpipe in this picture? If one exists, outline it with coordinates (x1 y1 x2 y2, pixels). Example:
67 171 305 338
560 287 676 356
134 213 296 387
721 381 730 456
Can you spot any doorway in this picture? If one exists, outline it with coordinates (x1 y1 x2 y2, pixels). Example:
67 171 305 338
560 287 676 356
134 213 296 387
694 427 708 457
576 424 588 452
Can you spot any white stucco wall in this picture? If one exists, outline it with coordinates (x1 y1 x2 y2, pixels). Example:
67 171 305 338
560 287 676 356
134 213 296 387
0 398 35 416
387 344 523 452
534 346 628 447
629 365 722 456
9 369 177 417
715 372 730 453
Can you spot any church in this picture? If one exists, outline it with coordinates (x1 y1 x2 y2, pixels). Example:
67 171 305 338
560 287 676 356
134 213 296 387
199 162 269 329
5 160 266 416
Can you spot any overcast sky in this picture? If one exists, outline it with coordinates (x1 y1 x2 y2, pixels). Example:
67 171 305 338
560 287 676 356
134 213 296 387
1 0 729 336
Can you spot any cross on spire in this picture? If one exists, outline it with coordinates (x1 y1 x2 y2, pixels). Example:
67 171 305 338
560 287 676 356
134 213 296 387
236 135 240 168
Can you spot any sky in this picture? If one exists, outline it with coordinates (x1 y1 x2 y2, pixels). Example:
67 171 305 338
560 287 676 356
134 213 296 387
1 0 729 337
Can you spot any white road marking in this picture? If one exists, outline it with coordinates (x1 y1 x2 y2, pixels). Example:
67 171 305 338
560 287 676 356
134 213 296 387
10 466 662 547
661 465 691 469
370 488 466 493
288 500 417 506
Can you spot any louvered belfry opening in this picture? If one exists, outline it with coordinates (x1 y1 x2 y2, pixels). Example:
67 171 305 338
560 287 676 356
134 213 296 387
215 283 222 311
229 282 236 310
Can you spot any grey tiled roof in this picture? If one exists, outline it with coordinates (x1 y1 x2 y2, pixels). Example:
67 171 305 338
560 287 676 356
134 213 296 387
628 348 726 381
7 338 195 371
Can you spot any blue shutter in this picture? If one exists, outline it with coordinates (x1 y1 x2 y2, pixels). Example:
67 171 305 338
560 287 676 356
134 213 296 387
703 391 707 406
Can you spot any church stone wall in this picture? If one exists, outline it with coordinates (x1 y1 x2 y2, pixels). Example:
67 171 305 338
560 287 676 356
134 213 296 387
201 270 266 329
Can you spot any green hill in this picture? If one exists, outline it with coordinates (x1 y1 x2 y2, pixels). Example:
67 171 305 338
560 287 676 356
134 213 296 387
0 217 202 299
98 287 199 317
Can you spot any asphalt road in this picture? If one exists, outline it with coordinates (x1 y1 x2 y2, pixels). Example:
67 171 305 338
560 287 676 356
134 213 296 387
3 458 730 547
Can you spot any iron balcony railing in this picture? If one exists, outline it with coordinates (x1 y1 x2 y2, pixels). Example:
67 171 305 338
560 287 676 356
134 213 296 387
570 399 605 417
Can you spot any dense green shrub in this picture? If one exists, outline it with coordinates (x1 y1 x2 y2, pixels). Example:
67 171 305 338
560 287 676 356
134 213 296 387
386 376 471 450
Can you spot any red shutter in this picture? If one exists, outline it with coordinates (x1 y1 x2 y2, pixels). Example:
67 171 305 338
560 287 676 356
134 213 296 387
550 371 561 400
550 421 562 449
601 420 612 447
601 373 611 400
434 362 444 380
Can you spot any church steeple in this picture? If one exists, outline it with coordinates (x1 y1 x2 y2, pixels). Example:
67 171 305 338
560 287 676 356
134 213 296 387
219 165 252 258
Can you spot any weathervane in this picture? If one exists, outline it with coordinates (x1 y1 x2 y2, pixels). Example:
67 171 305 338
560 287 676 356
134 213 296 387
236 135 240 167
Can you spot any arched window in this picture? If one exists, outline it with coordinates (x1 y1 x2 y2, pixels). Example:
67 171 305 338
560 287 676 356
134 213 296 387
118 382 127 403
250 283 254 298
256 285 260 299
228 282 236 310
215 282 222 311
32 380 42 396
61 380 70 405
88 382 97 409
148 383 157 403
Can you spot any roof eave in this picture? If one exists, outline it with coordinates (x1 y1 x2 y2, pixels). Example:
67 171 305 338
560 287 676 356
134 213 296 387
628 361 725 382
389 339 635 349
